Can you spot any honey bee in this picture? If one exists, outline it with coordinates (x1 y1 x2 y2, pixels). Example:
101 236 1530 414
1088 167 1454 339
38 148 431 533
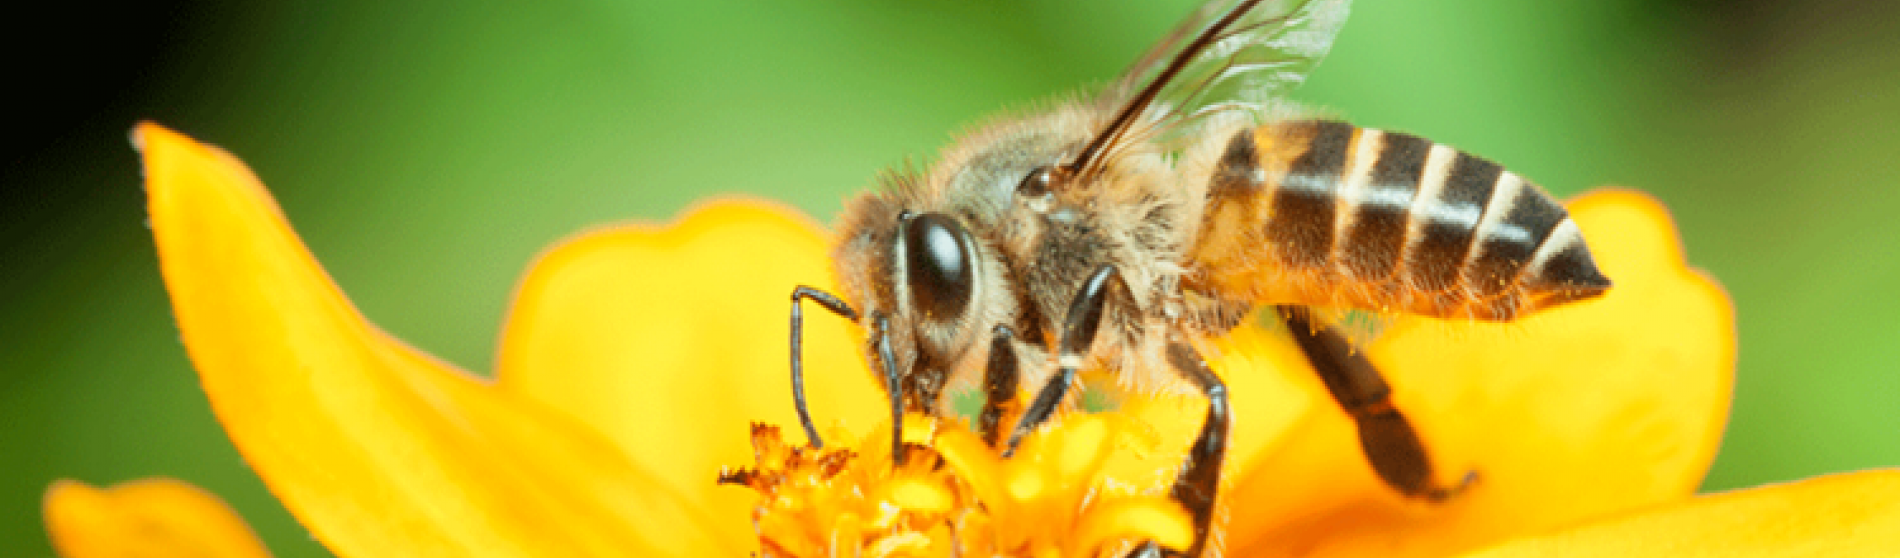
786 0 1610 554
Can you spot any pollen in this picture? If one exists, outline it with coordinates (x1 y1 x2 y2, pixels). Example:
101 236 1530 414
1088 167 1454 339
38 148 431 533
720 413 1194 558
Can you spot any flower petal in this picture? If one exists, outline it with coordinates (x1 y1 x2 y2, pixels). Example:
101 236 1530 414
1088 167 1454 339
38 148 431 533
494 199 885 544
138 123 732 556
1224 190 1735 557
1461 470 1900 557
44 478 272 558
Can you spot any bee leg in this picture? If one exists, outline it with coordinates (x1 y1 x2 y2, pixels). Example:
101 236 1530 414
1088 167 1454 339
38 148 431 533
789 285 858 449
1274 305 1476 502
1003 265 1121 457
1161 338 1228 558
872 315 908 464
977 325 1019 448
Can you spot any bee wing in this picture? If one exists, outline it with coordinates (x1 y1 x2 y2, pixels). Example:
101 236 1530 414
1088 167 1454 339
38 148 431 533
1111 0 1351 150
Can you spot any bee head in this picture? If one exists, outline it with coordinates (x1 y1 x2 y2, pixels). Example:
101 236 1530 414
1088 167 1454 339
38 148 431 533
830 187 1018 411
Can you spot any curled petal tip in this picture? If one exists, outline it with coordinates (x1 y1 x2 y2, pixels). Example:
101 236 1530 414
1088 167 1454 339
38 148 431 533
44 477 273 558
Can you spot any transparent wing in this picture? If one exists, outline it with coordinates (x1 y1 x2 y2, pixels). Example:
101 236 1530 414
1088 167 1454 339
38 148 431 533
1109 0 1351 152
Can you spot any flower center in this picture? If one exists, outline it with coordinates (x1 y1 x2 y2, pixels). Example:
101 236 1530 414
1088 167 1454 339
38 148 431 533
720 414 1194 557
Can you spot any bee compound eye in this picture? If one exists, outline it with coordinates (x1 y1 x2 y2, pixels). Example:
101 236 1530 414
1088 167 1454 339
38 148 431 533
902 212 975 321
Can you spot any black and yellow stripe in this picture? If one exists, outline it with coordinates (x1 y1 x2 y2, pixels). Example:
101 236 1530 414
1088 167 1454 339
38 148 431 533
1193 120 1610 321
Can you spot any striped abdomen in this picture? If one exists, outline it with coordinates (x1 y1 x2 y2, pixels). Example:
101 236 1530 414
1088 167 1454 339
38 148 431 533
1186 120 1610 321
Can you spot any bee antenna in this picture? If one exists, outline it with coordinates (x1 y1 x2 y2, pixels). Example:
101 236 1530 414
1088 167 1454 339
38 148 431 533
1064 0 1264 176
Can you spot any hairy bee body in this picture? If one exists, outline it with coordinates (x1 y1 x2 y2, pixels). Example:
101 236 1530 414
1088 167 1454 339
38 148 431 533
831 110 1608 412
835 106 1189 410
789 1 1613 553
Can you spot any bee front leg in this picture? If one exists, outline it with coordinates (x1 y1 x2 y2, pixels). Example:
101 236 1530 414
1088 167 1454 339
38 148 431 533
1003 265 1121 457
789 287 910 464
1275 305 1476 501
872 315 907 464
789 286 858 448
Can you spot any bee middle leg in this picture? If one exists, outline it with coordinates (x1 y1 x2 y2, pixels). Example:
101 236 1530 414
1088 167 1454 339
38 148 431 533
976 325 1020 448
1274 305 1475 501
1002 265 1227 557
995 265 1124 453
1158 337 1228 558
1002 265 1121 456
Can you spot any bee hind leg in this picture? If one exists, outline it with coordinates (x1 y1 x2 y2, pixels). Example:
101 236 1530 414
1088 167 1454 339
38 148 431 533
1274 305 1476 502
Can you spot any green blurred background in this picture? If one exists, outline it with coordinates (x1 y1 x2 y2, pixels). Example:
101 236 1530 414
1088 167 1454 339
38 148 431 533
6 0 1897 555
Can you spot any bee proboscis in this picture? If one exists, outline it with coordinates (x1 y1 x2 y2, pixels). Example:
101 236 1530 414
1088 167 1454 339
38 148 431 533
786 0 1610 555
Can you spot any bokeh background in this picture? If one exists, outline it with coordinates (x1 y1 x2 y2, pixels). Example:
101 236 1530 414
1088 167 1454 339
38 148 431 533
6 0 1898 555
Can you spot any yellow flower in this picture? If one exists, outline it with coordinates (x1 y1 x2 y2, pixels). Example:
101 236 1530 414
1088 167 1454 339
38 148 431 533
42 123 1900 557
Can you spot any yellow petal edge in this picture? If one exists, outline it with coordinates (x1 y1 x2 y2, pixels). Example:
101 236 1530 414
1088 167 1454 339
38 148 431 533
45 478 272 558
136 123 732 556
1463 469 1900 557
